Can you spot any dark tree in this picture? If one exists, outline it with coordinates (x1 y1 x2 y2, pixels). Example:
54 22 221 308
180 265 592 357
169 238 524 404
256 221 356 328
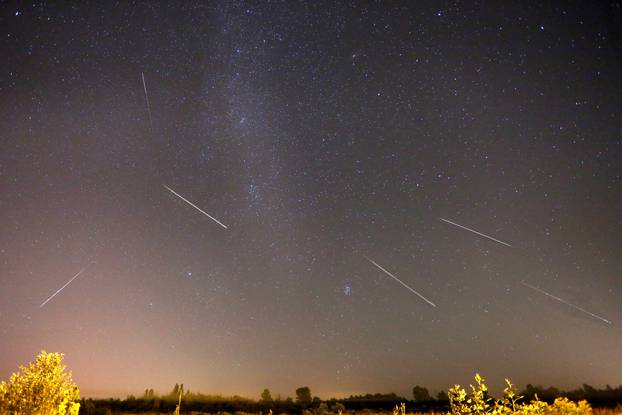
295 386 312 405
171 383 180 398
436 390 449 402
412 385 431 402
261 388 273 402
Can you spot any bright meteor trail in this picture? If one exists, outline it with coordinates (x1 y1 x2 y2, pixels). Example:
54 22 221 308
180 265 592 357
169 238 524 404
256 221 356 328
439 217 512 247
364 256 437 308
163 184 228 229
40 265 91 308
521 281 612 325
141 71 153 129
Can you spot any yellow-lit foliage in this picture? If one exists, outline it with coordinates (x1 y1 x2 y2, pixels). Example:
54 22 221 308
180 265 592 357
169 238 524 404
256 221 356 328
393 402 407 415
447 374 593 415
0 350 80 415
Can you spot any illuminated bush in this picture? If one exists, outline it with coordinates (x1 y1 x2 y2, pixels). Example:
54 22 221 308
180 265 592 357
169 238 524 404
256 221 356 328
447 373 593 415
0 350 80 415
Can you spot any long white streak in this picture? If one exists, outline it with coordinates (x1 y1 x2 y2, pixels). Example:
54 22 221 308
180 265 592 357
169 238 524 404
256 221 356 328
364 256 437 308
521 281 612 325
141 72 153 129
40 265 90 308
439 217 512 247
163 184 228 229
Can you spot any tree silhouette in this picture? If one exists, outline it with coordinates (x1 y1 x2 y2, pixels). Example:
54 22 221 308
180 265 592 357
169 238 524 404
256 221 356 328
261 388 273 402
0 350 80 415
295 386 312 405
436 390 449 402
170 383 180 399
412 385 430 402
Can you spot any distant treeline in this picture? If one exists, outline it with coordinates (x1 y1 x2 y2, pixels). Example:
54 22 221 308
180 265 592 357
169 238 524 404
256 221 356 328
521 383 622 408
79 382 622 414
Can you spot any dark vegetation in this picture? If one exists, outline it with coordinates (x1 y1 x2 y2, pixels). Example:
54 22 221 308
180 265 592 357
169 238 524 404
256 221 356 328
79 383 622 414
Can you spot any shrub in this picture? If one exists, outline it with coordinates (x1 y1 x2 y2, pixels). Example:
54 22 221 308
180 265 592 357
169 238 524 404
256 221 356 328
0 350 80 415
447 374 592 415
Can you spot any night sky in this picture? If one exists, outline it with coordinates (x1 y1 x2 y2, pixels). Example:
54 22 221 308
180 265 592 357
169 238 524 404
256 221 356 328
1 0 621 399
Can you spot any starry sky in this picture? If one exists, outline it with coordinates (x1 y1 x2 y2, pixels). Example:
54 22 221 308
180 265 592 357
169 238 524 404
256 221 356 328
1 0 622 400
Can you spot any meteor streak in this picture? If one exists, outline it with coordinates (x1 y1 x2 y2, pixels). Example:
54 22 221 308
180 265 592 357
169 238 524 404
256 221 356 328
141 72 153 129
364 256 437 308
163 184 228 229
439 217 512 247
521 281 612 325
40 264 91 308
